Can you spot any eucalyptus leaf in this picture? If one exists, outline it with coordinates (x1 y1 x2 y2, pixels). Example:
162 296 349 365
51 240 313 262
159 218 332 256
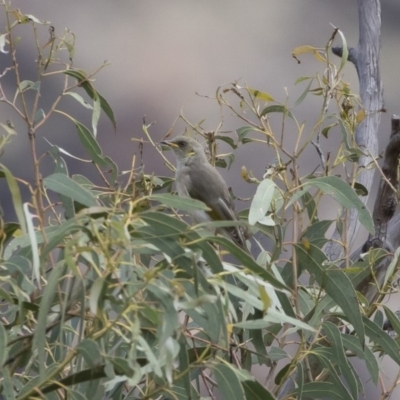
242 380 276 400
248 179 278 225
296 243 365 347
302 176 373 234
44 173 98 207
149 193 210 211
212 364 246 400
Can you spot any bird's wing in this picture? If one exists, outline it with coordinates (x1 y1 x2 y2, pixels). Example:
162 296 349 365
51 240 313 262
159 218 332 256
185 163 247 249
185 163 234 218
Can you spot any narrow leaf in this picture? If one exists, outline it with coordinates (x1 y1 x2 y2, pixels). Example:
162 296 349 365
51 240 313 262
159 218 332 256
323 321 361 399
294 381 344 400
337 29 349 72
92 92 101 137
211 236 288 290
212 364 245 400
33 261 66 380
248 179 277 225
296 243 365 346
242 380 276 400
260 105 293 119
64 69 116 131
363 317 400 366
23 203 40 288
248 88 274 102
73 120 118 183
63 91 93 109
294 77 314 107
303 176 373 234
44 173 97 207
149 193 210 211
90 277 105 315
341 334 379 384
0 164 26 233
0 33 8 53
0 322 7 367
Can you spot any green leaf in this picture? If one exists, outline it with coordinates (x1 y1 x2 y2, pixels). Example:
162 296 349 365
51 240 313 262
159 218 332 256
339 120 364 161
76 339 102 368
300 190 319 222
23 203 40 287
242 380 276 400
140 212 224 274
215 135 237 149
294 77 314 107
92 92 101 137
248 179 278 225
0 33 8 54
44 173 97 207
210 236 288 290
90 277 106 315
337 29 349 72
212 364 245 400
260 105 293 119
235 313 314 333
149 193 210 212
353 181 368 196
0 164 26 233
63 91 93 109
268 347 288 362
137 336 163 377
147 283 181 346
19 80 40 92
295 243 365 347
32 261 66 380
312 349 354 400
383 305 400 337
363 317 400 366
40 218 88 262
302 176 373 234
24 14 50 24
48 145 75 219
0 322 7 367
0 121 17 136
2 368 15 399
322 322 361 399
236 126 256 141
302 220 332 241
296 362 305 399
64 69 117 132
322 123 336 138
295 76 312 85
341 334 379 384
294 381 344 399
176 335 193 399
73 120 118 184
40 365 108 395
34 108 45 124
383 246 400 288
248 88 274 102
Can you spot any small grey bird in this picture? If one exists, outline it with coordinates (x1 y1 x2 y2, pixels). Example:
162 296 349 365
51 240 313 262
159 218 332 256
161 136 247 249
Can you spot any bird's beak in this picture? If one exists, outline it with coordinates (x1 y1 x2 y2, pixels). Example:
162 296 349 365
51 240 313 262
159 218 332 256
160 140 179 149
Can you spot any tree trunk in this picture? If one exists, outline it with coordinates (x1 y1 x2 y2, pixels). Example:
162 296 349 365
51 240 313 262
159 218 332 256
326 0 383 261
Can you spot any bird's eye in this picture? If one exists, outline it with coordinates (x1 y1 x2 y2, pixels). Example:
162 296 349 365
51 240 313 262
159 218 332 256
177 141 186 148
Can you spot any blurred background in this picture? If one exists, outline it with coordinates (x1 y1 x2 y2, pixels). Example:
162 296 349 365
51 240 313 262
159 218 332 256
0 1 399 398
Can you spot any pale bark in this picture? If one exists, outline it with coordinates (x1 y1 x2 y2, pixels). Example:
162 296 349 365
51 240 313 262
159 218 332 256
326 0 383 261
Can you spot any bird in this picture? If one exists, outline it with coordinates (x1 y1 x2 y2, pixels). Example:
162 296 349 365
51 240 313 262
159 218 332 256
161 135 248 250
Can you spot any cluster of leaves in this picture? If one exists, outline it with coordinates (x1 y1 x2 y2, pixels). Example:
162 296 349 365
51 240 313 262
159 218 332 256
1 4 400 400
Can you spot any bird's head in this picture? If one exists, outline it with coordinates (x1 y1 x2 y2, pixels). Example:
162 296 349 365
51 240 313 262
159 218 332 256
161 136 206 162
